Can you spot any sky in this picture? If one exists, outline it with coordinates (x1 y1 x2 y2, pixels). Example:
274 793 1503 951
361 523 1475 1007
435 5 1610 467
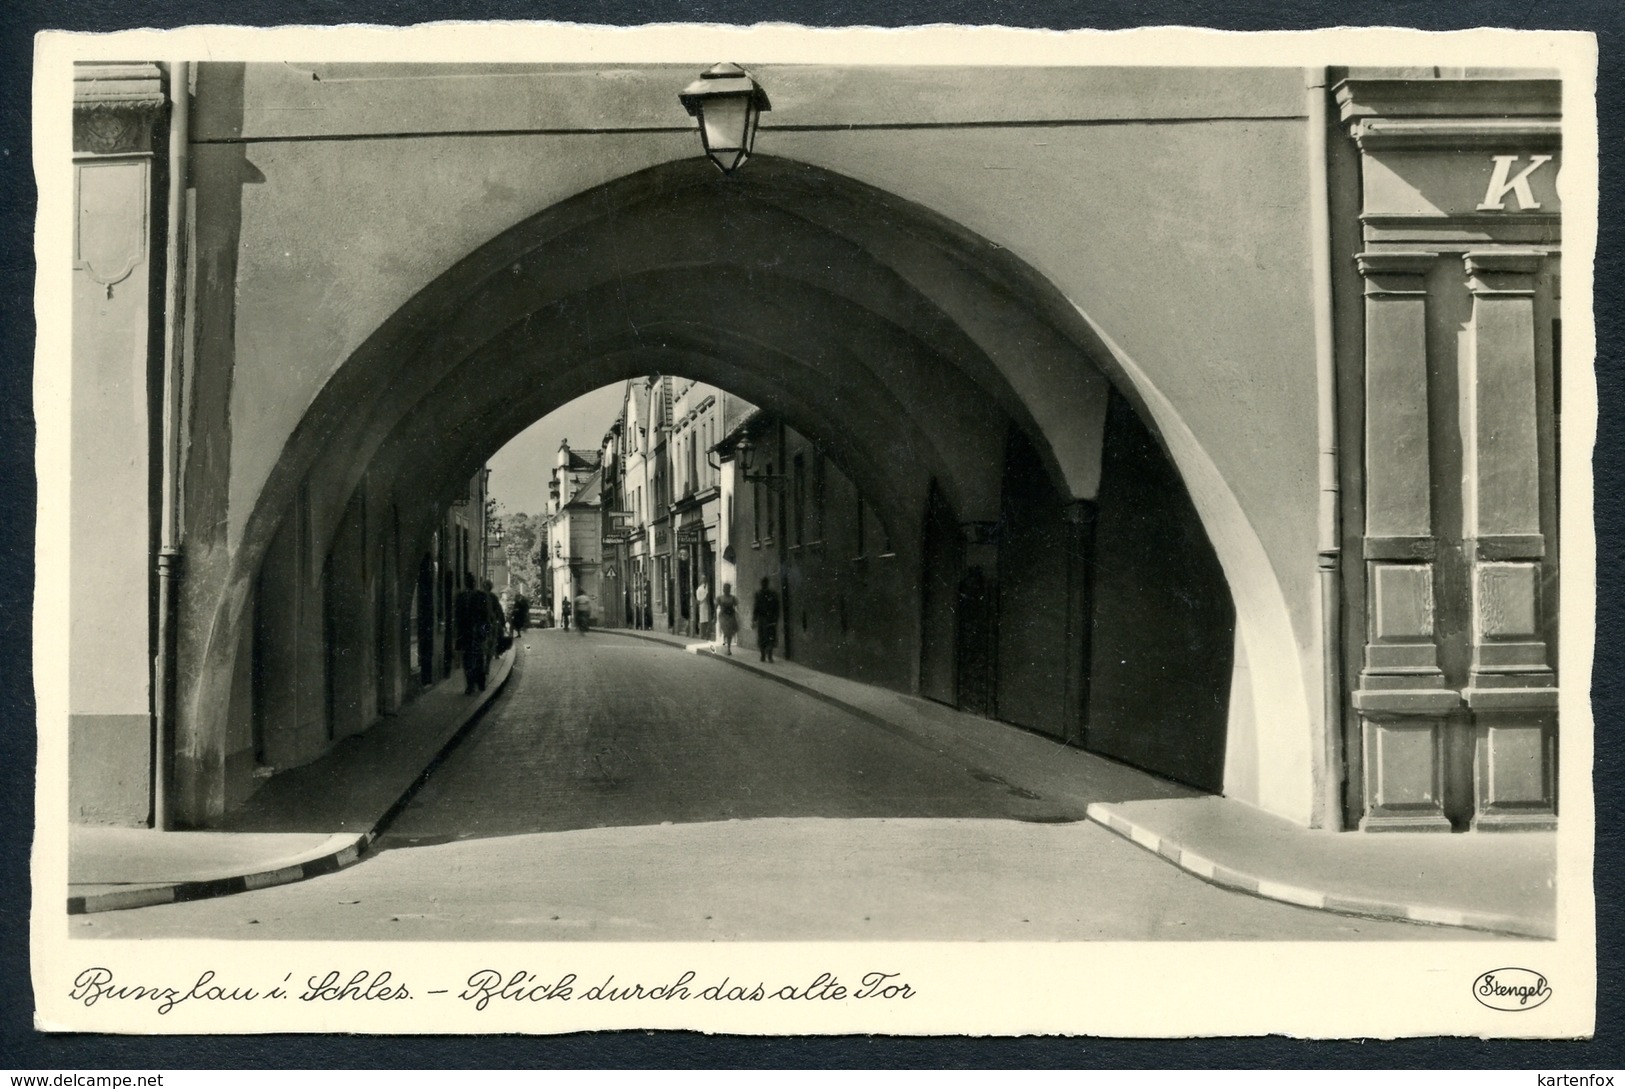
485 382 627 518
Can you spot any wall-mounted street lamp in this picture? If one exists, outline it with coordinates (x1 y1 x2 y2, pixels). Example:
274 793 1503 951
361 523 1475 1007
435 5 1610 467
735 435 785 492
679 62 771 174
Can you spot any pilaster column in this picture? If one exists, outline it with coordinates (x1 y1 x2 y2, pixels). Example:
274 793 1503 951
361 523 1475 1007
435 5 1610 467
1461 250 1557 830
1336 74 1561 834
1350 251 1454 831
69 63 168 824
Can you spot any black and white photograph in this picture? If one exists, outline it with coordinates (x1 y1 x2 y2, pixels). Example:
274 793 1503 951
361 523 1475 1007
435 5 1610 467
28 22 1598 1038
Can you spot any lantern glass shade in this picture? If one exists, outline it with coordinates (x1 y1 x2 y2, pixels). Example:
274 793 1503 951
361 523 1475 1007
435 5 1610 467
700 95 751 170
679 63 771 174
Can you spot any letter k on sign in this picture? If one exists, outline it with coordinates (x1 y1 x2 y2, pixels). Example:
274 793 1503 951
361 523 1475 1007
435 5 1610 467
1476 154 1555 210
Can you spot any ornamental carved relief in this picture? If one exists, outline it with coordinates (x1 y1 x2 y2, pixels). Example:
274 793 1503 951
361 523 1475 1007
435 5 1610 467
72 107 158 156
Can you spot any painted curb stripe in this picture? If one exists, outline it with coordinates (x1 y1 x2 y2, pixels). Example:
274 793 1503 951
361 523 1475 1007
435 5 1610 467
69 886 177 915
1212 865 1260 895
1179 852 1217 880
1255 878 1327 909
1407 904 1467 928
1084 806 1550 939
243 865 304 891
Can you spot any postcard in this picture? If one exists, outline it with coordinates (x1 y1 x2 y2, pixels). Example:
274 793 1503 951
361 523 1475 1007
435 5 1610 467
31 21 1597 1038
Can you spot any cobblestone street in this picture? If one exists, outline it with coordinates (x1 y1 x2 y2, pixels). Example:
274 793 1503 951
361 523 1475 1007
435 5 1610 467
379 631 1086 844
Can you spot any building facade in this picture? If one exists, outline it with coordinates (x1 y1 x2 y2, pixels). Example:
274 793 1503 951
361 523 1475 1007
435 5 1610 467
543 440 603 626
59 59 1573 834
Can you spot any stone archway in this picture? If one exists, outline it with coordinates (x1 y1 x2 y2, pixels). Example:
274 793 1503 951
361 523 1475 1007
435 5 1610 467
176 155 1300 825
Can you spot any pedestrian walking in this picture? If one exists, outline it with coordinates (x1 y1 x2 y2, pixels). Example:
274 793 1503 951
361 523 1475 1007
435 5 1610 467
560 597 571 630
751 576 780 663
482 579 508 656
573 588 592 635
695 579 712 639
454 573 493 693
715 582 740 656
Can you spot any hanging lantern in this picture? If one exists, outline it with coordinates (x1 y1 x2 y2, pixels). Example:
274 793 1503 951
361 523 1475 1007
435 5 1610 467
678 62 771 174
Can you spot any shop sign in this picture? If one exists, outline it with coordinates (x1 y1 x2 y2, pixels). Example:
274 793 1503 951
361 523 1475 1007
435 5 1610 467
1362 150 1561 219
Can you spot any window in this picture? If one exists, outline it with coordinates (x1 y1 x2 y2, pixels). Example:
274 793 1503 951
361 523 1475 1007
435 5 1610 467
704 420 714 487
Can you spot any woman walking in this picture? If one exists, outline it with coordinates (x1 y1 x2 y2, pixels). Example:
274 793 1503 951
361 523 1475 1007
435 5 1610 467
715 582 740 656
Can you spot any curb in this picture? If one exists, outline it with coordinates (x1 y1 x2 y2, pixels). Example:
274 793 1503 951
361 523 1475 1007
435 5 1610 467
1083 802 1552 940
68 650 516 916
68 835 372 915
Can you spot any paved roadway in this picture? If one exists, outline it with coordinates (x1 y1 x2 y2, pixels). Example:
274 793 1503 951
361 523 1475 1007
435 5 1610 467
79 632 1475 941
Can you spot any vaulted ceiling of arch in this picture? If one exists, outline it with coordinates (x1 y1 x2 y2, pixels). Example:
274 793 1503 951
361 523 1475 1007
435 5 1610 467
255 155 1117 583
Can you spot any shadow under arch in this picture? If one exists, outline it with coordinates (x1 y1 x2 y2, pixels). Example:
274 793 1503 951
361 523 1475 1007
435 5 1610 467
179 153 1311 826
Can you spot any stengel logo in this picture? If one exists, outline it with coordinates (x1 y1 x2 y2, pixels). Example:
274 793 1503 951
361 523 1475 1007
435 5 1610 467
1473 967 1551 1011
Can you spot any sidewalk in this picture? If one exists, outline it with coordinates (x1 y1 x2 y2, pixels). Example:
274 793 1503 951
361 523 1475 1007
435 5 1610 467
67 648 515 914
602 626 1557 939
1087 797 1556 939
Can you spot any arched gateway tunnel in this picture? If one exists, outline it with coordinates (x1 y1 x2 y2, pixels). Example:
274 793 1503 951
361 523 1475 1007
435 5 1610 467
68 61 1562 847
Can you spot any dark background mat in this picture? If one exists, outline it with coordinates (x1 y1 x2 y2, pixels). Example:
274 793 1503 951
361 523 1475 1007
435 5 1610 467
3 0 1620 1068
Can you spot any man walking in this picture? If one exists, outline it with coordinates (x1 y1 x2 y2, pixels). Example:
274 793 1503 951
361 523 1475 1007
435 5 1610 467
481 578 507 658
573 586 592 635
751 576 780 663
454 573 493 693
